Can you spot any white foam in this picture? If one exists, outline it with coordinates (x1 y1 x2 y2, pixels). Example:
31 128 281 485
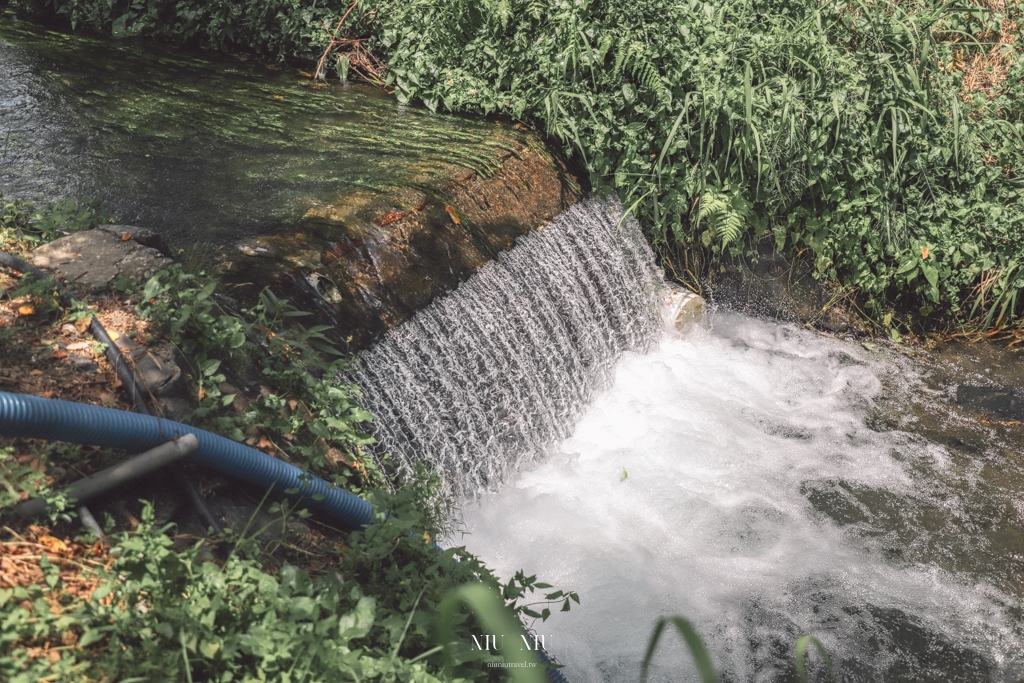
460 313 1023 681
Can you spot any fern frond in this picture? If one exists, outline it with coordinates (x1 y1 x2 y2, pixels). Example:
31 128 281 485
697 190 725 222
635 59 662 96
613 41 642 77
716 209 744 246
525 0 545 20
697 187 748 247
613 40 666 100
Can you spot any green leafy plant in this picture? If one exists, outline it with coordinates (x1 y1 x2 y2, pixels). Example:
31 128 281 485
138 265 376 490
0 446 76 526
0 193 101 253
0 446 48 513
10 273 64 319
1 474 579 683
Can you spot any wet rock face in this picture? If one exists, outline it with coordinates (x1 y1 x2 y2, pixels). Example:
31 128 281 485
708 246 868 335
216 144 581 349
31 226 172 294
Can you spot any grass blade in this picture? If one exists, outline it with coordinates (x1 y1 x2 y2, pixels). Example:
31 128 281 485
794 635 836 683
639 616 720 683
436 584 546 683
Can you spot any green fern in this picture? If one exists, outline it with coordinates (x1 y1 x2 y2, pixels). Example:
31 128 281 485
698 186 749 247
613 41 666 99
524 0 545 20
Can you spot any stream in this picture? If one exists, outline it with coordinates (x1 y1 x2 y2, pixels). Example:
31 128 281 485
0 16 527 248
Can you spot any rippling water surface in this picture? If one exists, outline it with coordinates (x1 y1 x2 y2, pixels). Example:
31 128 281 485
0 17 524 247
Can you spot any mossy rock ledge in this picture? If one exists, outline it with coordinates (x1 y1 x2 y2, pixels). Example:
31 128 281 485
215 142 581 350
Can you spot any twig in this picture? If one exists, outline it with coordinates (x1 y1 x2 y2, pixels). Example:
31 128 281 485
313 1 360 81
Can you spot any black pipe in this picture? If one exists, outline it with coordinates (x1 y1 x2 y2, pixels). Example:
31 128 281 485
15 434 199 518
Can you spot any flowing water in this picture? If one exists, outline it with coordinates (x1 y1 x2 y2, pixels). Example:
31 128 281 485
0 16 527 247
461 316 1024 681
356 200 1024 681
353 197 662 492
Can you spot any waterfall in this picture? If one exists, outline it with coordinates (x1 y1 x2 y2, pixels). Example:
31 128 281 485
350 197 662 493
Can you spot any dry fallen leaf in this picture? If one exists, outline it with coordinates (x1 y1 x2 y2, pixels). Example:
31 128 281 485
29 369 44 376
50 350 68 359
120 232 133 241
75 316 91 333
17 305 35 316
107 331 120 341
38 536 68 554
922 246 930 259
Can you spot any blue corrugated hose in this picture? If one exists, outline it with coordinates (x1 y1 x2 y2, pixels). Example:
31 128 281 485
0 390 373 529
0 389 569 679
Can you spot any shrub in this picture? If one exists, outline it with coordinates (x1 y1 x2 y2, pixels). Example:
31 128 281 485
0 487 574 683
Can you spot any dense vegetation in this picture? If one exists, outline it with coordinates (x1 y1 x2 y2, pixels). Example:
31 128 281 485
0 474 574 682
10 0 1024 336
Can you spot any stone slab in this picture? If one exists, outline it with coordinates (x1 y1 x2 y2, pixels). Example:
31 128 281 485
31 226 172 293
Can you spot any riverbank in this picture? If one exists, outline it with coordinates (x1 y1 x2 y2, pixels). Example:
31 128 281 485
7 0 1023 338
0 200 573 682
